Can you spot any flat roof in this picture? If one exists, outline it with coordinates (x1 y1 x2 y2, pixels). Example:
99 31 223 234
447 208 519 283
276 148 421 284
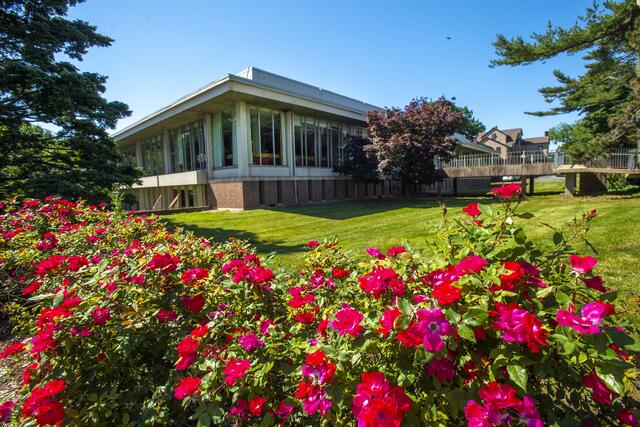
112 67 381 140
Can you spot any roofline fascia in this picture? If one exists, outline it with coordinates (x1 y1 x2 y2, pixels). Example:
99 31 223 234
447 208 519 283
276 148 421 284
112 74 381 142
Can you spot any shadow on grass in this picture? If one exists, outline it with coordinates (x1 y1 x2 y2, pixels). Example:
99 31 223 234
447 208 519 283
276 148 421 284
263 195 503 220
161 220 307 256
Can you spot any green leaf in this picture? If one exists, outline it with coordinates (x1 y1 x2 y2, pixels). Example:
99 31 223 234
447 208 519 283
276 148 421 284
597 368 625 395
208 405 225 424
563 341 576 355
259 413 274 427
555 291 570 305
552 232 563 245
462 307 488 327
444 308 461 324
197 413 211 427
507 365 528 391
536 286 554 299
53 293 64 308
394 314 411 331
397 298 413 317
457 324 476 343
445 389 467 418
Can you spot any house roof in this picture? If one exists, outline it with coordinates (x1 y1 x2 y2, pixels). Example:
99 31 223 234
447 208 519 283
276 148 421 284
523 136 549 144
500 128 523 142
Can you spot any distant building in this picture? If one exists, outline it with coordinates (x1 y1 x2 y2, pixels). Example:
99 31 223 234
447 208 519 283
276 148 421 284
474 127 550 157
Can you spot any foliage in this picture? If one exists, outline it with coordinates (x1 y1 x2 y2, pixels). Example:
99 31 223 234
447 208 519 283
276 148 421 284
365 98 462 190
491 0 640 157
451 104 486 141
332 135 379 183
0 0 140 204
0 189 639 426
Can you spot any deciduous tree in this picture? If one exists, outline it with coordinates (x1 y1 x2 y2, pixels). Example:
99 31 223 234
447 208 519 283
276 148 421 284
365 98 463 192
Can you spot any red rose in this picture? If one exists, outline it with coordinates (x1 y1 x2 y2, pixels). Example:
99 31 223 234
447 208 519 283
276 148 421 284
223 359 250 386
490 183 522 199
462 202 482 217
249 396 267 417
174 376 201 400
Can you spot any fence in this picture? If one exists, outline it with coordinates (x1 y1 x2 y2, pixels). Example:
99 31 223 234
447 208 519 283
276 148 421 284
553 149 638 170
438 150 639 170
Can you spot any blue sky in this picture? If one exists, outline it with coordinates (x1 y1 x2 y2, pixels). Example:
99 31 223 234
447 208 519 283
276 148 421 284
67 0 592 141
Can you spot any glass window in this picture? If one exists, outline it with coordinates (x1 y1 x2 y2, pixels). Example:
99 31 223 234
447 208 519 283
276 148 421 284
330 124 341 167
260 109 274 165
169 120 206 173
222 109 235 166
121 145 137 168
250 107 260 164
248 106 284 166
294 115 304 166
141 134 163 176
304 118 316 167
273 112 281 165
293 114 354 168
318 120 328 167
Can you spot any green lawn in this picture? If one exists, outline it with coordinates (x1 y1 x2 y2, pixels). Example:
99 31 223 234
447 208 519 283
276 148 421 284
163 190 640 296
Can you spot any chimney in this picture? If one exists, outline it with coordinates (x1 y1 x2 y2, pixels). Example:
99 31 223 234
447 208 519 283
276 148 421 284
544 131 549 137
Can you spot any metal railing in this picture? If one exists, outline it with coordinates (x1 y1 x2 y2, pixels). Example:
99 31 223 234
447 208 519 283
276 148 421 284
438 149 639 170
438 151 553 169
553 149 639 170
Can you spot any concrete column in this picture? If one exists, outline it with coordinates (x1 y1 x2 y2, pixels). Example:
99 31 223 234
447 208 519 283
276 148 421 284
162 129 171 174
520 175 527 197
234 101 250 178
204 113 214 176
564 174 577 196
580 172 607 194
528 176 535 195
285 111 295 177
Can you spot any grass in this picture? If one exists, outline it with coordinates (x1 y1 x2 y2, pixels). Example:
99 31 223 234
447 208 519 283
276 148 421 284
163 187 640 297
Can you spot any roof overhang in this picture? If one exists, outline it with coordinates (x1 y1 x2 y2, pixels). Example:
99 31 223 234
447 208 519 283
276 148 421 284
112 73 379 143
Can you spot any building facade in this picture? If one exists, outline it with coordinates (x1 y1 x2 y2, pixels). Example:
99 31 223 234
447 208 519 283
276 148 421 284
114 68 490 211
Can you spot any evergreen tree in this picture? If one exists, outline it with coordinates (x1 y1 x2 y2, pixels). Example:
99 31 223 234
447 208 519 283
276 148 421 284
491 0 640 159
332 135 379 183
0 0 139 203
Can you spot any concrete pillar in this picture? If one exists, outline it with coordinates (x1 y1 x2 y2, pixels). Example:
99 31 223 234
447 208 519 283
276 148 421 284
204 113 214 175
564 174 577 196
284 111 295 177
234 101 250 178
580 172 607 194
528 176 535 195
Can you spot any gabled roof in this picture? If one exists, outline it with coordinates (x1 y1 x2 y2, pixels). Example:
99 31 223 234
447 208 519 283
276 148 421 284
500 128 523 142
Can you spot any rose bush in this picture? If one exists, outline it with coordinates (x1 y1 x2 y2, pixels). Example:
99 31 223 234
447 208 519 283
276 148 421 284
0 188 638 426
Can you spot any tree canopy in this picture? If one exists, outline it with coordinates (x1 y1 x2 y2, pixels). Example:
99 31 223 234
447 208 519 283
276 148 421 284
365 98 463 189
491 0 640 158
0 0 139 203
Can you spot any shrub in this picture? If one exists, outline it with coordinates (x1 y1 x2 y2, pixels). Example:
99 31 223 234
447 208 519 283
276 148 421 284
0 189 638 426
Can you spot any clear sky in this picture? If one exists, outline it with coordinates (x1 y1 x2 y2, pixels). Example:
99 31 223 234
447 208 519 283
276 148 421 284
67 0 592 141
